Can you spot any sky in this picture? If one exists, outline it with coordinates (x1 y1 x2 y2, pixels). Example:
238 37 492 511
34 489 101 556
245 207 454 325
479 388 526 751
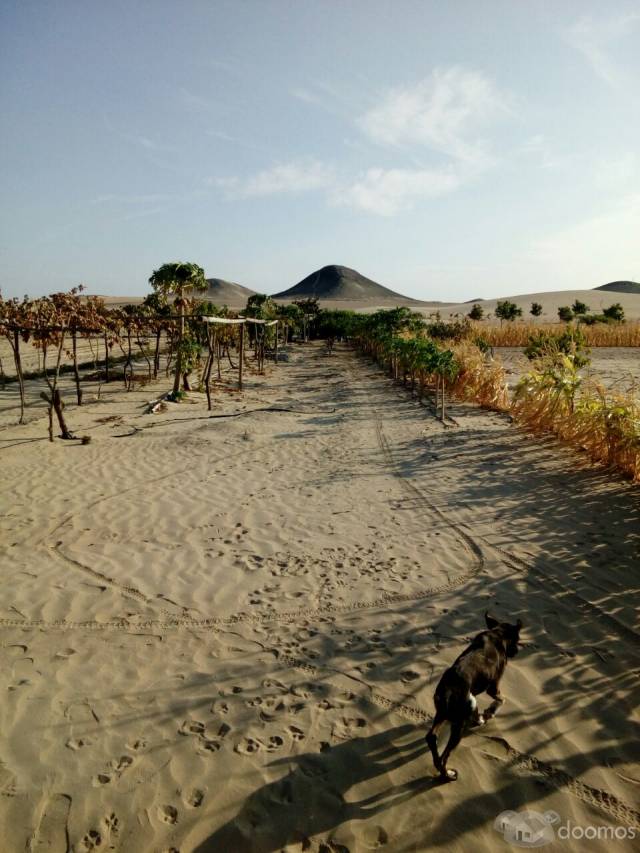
1 0 639 302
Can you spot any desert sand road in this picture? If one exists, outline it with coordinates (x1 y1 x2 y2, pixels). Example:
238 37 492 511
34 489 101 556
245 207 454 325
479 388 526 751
1 342 638 852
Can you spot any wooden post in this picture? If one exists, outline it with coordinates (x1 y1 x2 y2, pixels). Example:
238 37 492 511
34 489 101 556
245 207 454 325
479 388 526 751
173 285 184 395
238 322 244 390
71 329 82 405
104 332 110 383
13 329 25 424
274 321 278 364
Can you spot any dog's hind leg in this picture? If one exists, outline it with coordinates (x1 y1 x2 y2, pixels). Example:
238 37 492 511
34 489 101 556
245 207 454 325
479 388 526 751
425 709 447 774
439 718 464 781
481 681 504 723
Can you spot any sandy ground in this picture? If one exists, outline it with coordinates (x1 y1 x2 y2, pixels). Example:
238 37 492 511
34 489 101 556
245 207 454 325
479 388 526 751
0 342 639 853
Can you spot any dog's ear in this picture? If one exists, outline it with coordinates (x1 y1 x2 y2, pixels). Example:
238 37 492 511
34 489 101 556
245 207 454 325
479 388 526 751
485 611 499 629
516 619 523 631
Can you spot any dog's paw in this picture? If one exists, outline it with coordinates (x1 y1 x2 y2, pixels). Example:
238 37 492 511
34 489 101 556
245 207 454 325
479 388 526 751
442 768 458 782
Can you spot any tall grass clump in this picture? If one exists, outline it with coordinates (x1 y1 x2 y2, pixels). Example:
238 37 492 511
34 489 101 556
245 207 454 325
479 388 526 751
512 348 640 480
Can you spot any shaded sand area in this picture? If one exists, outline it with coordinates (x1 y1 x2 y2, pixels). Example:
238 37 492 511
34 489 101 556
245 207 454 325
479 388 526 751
1 342 639 852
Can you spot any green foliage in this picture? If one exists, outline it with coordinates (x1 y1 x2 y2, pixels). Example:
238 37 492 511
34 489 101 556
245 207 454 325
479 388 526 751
495 300 523 322
292 297 321 317
316 310 356 341
571 299 589 315
468 303 484 320
524 326 590 369
427 318 472 341
530 302 543 317
149 261 207 300
557 305 574 322
602 302 625 322
473 335 491 354
245 293 277 319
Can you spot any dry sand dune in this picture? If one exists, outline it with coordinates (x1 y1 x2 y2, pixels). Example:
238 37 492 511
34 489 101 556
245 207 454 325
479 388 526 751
0 343 639 852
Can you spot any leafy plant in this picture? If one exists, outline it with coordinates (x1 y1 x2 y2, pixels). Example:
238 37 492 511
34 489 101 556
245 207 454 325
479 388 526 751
495 300 523 323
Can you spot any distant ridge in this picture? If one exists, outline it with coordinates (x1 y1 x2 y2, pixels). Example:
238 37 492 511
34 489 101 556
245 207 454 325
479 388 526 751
593 280 640 294
204 277 255 307
272 264 427 304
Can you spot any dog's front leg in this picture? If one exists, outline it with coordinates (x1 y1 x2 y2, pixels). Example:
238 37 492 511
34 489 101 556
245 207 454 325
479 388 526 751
482 682 504 723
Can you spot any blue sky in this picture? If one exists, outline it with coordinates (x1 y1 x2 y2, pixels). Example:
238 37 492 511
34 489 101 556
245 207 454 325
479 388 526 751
1 0 639 301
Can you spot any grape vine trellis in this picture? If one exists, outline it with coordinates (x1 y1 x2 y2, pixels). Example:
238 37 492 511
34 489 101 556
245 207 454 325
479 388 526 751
0 286 283 441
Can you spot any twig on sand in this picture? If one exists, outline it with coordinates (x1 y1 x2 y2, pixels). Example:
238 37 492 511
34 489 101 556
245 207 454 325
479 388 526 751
113 405 335 437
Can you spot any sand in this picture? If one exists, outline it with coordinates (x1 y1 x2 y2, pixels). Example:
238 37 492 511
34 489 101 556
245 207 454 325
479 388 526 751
1 342 639 852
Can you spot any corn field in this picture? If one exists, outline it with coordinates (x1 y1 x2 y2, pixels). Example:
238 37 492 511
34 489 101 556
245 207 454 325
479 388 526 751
476 321 640 347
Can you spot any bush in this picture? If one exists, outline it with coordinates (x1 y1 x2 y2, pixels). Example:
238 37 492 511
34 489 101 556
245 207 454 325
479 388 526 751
495 300 523 323
557 306 574 322
571 300 589 315
603 302 625 322
468 303 484 320
530 302 543 317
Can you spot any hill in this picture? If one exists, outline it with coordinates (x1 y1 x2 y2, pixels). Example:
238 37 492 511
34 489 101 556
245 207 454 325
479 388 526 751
272 265 431 305
593 281 640 295
204 278 255 308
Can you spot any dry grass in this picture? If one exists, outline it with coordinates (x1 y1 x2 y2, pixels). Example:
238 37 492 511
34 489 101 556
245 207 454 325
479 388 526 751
450 343 510 411
511 360 640 481
476 321 640 347
444 344 639 481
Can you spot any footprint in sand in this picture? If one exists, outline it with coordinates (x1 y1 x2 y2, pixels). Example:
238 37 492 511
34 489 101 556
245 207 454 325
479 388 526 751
235 737 262 755
363 825 389 848
93 773 111 787
158 804 178 824
288 726 305 741
77 830 102 851
266 735 284 752
55 648 76 659
113 755 134 773
198 739 221 755
66 737 92 750
400 670 420 683
331 717 366 740
186 789 204 808
126 738 148 751
179 719 205 736
103 812 119 835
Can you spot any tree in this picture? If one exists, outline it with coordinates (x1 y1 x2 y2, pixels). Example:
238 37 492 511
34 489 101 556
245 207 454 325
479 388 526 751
571 299 589 315
468 303 484 320
603 302 625 322
495 300 523 323
557 306 573 322
149 262 207 395
530 302 543 317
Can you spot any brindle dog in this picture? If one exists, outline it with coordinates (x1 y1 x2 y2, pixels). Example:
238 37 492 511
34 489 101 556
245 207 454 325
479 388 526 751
426 612 523 781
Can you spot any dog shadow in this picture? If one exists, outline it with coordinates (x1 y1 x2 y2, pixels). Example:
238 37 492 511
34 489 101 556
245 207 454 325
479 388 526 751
194 724 438 852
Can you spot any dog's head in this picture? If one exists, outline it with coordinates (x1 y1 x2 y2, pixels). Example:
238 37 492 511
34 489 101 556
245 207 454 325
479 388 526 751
485 612 523 657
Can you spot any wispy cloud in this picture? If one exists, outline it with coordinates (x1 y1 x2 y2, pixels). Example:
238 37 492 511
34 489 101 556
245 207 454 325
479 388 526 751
217 159 336 198
565 13 640 88
214 67 512 216
336 167 461 216
358 67 509 167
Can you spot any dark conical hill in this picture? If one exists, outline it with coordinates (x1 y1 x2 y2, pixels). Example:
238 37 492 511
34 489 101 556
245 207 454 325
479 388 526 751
272 265 427 304
593 281 640 294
